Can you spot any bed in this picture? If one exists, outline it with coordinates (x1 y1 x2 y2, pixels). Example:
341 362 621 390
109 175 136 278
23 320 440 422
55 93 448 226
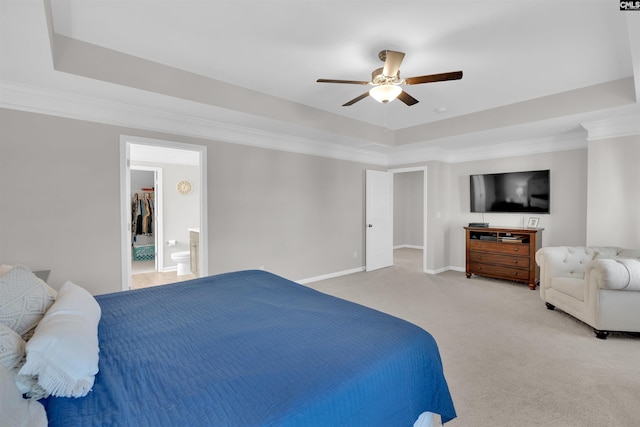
42 270 456 426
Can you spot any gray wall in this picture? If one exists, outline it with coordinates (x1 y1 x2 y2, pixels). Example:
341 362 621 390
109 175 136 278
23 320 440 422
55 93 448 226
444 149 589 270
426 161 453 272
2 107 637 294
393 171 424 247
397 148 590 273
1 110 122 295
0 108 375 295
397 138 639 273
586 135 640 247
207 141 370 279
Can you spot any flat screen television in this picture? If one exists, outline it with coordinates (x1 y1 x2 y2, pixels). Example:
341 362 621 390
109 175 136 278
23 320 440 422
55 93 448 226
470 169 550 213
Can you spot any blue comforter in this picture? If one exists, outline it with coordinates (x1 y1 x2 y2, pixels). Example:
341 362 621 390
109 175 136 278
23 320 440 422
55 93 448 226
44 270 456 426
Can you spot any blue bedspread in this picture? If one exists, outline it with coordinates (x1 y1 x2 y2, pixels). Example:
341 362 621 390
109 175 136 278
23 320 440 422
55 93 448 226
44 270 456 426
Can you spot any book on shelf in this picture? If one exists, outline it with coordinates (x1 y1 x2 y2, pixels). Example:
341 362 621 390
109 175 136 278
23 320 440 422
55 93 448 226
500 237 523 243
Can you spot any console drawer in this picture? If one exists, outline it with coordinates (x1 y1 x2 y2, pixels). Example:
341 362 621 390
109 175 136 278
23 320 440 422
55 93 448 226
468 262 529 280
468 240 530 256
469 251 529 268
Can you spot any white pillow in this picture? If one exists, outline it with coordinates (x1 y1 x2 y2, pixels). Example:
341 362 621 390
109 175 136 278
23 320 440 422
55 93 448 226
0 366 47 427
19 281 101 398
0 265 56 336
0 323 25 370
0 323 45 398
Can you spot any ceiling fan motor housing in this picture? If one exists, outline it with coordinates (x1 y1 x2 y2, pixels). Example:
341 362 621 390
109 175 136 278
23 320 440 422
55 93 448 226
372 67 401 84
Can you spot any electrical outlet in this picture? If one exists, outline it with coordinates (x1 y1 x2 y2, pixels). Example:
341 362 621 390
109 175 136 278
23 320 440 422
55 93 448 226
353 251 358 258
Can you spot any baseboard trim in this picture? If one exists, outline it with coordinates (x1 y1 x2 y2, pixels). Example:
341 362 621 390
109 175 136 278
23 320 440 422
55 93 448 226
297 267 365 284
297 264 463 284
393 245 424 250
426 265 465 275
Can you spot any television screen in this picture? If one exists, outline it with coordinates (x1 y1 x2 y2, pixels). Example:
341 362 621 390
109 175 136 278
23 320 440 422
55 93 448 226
470 170 550 213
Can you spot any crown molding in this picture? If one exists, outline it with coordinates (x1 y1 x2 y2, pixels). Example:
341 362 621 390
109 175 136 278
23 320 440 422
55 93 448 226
1 80 599 167
446 132 588 163
387 131 587 166
387 146 452 165
0 80 388 166
581 108 640 141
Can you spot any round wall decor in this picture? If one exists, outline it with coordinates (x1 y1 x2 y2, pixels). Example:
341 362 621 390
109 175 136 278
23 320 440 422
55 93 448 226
176 180 192 195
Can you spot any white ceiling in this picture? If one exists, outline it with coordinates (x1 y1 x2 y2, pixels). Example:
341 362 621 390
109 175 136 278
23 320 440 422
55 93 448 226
1 0 639 163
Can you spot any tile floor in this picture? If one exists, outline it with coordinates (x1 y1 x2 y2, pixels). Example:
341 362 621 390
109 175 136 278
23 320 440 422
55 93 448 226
131 260 197 290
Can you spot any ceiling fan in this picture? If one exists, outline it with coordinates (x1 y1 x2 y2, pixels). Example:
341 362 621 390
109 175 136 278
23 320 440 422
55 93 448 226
317 50 463 106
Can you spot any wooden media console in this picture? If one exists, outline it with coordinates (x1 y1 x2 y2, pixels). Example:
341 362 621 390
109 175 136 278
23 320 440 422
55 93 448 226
464 226 543 290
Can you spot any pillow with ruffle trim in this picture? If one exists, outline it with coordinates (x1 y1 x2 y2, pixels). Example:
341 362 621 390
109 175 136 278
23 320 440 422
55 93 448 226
19 281 101 398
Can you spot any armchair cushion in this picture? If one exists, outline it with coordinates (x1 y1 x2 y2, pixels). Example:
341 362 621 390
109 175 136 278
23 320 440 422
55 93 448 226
589 258 640 291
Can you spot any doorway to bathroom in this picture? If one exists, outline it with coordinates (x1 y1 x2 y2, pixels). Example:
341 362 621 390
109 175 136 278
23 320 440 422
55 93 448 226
129 166 164 287
120 135 208 291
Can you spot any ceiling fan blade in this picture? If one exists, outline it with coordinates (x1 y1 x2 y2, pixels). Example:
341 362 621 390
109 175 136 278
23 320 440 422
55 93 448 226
342 92 370 106
317 79 370 85
397 91 419 106
404 71 463 85
382 50 405 77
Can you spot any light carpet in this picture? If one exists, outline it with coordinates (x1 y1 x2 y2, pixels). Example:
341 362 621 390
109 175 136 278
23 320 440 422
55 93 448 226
304 249 640 427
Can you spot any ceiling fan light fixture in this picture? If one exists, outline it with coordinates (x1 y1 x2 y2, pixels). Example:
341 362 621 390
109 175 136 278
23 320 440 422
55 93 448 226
369 84 402 103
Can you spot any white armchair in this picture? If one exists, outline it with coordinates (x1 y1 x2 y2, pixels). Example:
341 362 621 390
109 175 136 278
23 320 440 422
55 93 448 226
535 246 640 339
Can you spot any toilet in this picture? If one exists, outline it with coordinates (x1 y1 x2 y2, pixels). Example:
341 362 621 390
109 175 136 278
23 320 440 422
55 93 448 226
171 251 191 276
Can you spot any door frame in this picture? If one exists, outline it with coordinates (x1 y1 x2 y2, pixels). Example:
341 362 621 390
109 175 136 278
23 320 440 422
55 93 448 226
119 135 208 291
388 166 428 273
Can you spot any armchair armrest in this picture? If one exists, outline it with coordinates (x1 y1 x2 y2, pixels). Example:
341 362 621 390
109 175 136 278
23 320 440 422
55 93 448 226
587 258 640 291
536 247 587 284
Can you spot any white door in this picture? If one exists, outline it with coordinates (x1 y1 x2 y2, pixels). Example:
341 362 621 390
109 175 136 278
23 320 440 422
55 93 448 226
152 169 163 273
365 170 393 271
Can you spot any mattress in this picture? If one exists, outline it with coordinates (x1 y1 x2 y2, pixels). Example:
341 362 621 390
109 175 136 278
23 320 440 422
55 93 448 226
44 270 456 426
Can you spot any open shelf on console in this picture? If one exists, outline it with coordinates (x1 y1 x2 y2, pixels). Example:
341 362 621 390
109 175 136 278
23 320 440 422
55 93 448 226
468 230 532 243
